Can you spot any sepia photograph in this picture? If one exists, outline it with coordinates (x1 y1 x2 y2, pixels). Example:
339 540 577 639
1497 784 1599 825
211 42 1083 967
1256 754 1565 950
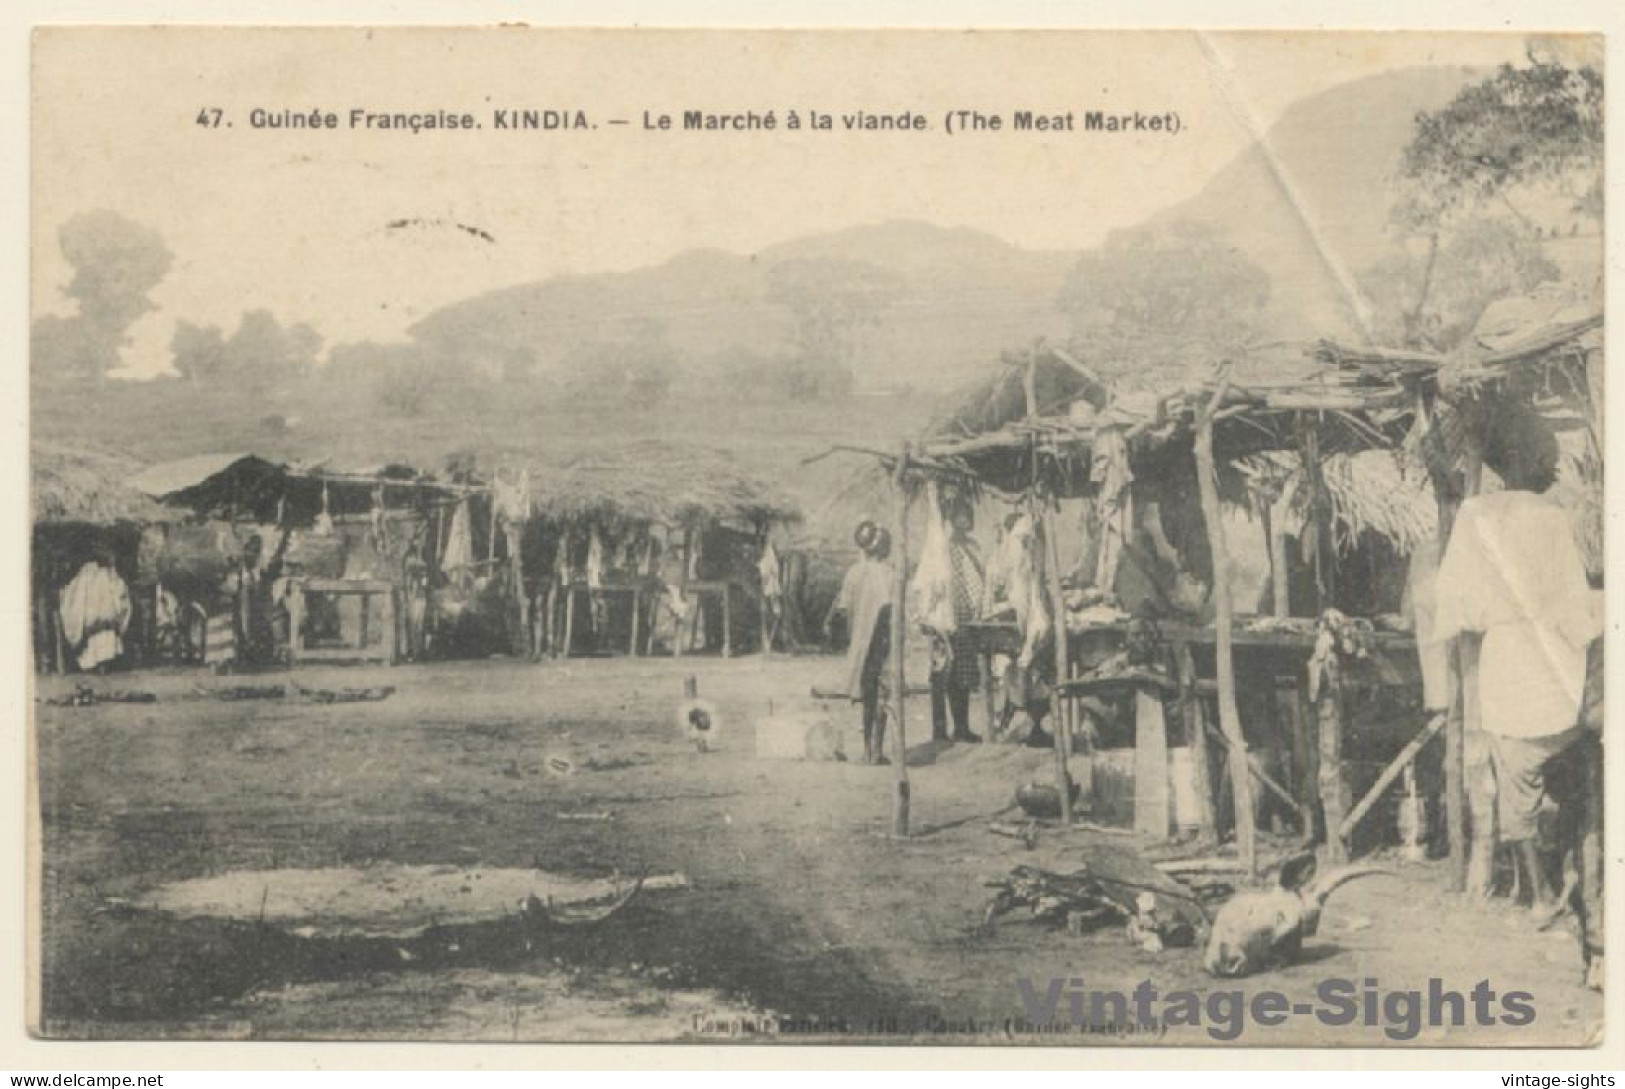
26 28 1605 1047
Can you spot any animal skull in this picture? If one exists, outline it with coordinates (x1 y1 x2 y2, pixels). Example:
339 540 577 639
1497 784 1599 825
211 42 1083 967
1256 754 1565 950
1203 854 1394 978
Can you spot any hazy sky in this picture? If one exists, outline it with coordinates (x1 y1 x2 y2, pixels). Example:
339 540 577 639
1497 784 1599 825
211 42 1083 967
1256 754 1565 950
32 28 1539 377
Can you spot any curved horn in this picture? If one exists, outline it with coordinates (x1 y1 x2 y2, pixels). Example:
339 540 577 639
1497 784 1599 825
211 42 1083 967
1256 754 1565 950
1305 863 1398 909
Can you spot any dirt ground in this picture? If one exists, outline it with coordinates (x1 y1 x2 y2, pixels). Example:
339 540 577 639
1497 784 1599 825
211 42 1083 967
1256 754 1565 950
32 654 1603 1046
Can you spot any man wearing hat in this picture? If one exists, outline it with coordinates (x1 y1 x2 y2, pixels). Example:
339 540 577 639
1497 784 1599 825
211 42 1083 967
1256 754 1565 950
826 520 896 764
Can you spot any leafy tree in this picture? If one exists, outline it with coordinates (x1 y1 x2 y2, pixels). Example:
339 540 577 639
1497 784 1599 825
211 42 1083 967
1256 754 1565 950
1394 58 1602 234
1370 55 1597 351
170 320 228 382
766 259 903 398
1055 219 1270 383
225 309 323 375
34 210 172 382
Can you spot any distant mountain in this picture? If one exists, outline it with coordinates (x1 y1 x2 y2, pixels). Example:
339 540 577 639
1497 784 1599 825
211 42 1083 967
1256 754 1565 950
1148 65 1492 341
403 65 1490 388
407 219 1074 391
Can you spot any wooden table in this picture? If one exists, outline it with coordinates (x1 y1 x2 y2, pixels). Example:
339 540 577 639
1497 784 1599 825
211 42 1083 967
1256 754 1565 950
285 578 397 665
963 617 1419 842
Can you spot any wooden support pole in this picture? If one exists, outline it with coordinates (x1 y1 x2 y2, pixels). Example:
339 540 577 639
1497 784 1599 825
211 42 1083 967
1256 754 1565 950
1176 642 1220 842
1316 656 1350 864
1266 499 1290 619
629 589 642 657
1203 719 1309 828
561 584 576 660
676 527 694 657
1026 349 1072 826
286 584 305 666
508 524 528 658
889 443 912 837
1299 418 1337 611
721 583 732 659
1039 505 1074 826
542 584 557 659
760 568 772 657
1430 415 1479 892
1338 711 1446 844
1296 685 1320 844
1194 401 1256 875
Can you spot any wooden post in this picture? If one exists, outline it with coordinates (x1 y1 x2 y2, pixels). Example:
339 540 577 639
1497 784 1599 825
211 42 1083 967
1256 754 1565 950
1266 498 1290 618
1463 633 1496 896
721 583 732 659
1194 395 1256 875
561 584 576 660
1134 691 1171 838
759 564 772 657
1025 350 1072 825
981 653 997 737
541 584 556 659
629 589 642 657
1021 353 1073 822
1176 642 1219 842
1039 506 1074 826
889 444 912 837
1316 654 1351 864
380 584 397 665
508 523 528 658
1338 712 1445 843
1430 415 1479 892
1300 419 1337 611
286 582 304 665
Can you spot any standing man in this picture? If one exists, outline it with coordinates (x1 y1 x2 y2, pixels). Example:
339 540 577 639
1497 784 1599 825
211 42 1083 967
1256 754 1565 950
1433 449 1602 965
58 546 132 674
931 501 985 743
826 521 895 765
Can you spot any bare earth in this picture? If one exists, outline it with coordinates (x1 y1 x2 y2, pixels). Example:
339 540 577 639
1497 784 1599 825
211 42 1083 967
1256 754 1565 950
33 655 1603 1046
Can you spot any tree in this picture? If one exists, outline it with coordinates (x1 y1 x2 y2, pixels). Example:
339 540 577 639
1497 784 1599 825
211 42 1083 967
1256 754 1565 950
1360 218 1559 351
766 259 903 398
1370 56 1596 351
34 210 172 382
558 319 680 407
1055 219 1271 383
225 309 323 375
170 320 228 383
1394 58 1603 235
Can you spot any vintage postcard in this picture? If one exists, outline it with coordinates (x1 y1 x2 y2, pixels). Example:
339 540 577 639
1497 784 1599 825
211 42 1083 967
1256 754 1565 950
28 28 1605 1047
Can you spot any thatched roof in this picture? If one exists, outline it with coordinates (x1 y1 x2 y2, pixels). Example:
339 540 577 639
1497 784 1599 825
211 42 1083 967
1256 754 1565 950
915 340 1415 497
526 441 800 528
1236 449 1438 555
32 444 171 526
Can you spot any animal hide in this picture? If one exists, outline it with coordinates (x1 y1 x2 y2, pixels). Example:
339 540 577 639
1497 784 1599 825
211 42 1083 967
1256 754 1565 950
908 481 958 635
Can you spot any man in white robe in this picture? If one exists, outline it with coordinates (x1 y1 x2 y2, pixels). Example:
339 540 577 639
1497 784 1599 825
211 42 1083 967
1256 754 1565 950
1434 461 1602 939
58 550 132 673
826 521 896 764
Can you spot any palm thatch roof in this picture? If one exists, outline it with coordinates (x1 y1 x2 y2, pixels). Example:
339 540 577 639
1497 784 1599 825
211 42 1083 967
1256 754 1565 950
525 440 801 528
32 444 172 526
1236 449 1438 555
